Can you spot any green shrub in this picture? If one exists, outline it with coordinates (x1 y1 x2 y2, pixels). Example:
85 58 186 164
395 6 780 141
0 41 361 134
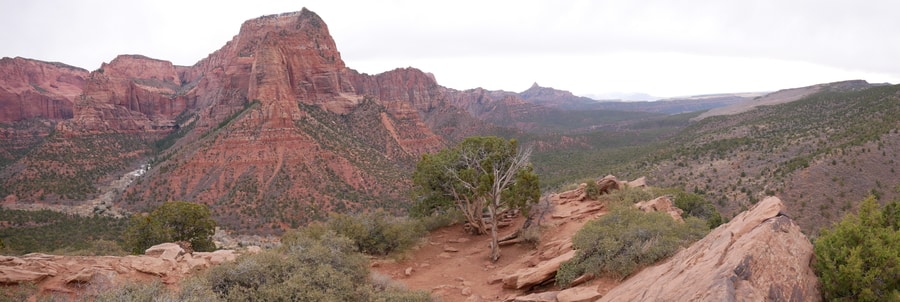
91 280 173 302
584 180 601 200
814 196 900 301
50 239 128 256
417 208 464 231
654 188 724 228
320 210 425 256
520 225 543 249
0 208 127 255
370 272 431 302
124 201 217 254
557 206 708 287
597 186 654 207
0 283 37 302
175 276 221 302
207 231 370 301
371 290 432 302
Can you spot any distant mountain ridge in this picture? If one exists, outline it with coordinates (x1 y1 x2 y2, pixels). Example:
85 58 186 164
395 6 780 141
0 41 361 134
515 83 749 114
693 80 878 120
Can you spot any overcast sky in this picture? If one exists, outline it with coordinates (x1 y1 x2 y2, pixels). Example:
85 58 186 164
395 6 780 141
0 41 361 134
2 0 899 98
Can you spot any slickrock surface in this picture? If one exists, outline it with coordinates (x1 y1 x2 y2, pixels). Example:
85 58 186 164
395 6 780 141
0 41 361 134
0 243 249 298
600 197 820 302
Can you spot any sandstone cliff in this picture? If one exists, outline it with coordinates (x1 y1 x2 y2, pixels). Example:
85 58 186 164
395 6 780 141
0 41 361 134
0 57 86 123
61 55 190 133
118 9 456 234
600 196 820 302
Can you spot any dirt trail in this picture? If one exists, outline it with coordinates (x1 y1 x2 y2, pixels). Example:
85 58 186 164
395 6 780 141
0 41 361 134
373 187 618 301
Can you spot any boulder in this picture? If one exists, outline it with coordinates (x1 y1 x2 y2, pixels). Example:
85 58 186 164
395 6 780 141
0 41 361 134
504 250 576 289
181 253 210 272
144 242 185 261
202 250 237 265
556 183 587 202
557 286 602 302
626 177 646 188
600 197 821 302
595 175 622 195
634 196 684 222
64 267 108 284
513 291 559 302
0 267 52 283
245 246 262 254
127 256 171 276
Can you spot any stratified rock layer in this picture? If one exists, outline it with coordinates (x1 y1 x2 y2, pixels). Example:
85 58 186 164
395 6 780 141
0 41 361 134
0 57 86 123
600 196 820 302
119 9 451 233
62 54 188 133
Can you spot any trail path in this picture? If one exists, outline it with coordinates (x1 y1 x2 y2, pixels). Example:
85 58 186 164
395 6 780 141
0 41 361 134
373 185 618 301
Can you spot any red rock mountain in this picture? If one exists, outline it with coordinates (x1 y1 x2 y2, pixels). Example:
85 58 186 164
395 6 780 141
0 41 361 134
60 55 192 133
1 8 533 234
0 57 86 123
0 8 686 233
112 9 476 233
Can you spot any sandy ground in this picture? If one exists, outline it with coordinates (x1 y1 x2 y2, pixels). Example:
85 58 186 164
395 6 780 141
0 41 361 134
372 192 619 302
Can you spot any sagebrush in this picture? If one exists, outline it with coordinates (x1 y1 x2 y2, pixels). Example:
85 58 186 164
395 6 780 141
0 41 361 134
556 206 708 287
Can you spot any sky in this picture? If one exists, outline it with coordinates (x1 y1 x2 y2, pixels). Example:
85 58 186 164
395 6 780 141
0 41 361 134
2 0 899 98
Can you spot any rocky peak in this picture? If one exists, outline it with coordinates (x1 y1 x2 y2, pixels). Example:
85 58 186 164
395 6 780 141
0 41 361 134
245 8 353 118
519 82 599 110
183 7 355 129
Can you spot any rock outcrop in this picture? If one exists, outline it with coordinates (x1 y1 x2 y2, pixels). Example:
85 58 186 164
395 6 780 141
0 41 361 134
0 243 249 297
0 57 86 123
556 286 603 302
600 196 821 301
633 195 684 222
61 55 189 133
502 250 577 290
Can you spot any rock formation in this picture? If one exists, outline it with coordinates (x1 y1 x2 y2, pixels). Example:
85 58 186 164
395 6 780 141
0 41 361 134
633 195 684 222
0 242 250 298
60 55 190 133
599 196 821 301
0 57 86 123
519 82 602 110
116 9 456 234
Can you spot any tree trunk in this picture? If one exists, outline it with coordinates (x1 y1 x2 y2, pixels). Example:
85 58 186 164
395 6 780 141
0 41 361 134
489 204 500 262
460 198 487 235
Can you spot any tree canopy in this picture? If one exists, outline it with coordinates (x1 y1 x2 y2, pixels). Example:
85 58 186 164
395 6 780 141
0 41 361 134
124 201 217 254
412 136 540 261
